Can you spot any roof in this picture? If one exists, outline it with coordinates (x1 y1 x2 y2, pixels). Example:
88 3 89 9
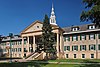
62 23 96 33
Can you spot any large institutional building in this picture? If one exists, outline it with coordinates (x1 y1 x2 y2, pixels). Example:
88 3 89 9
0 4 100 60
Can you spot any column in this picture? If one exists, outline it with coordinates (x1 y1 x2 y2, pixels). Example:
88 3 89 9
96 33 98 59
33 36 36 52
21 37 24 57
60 34 64 52
56 33 59 57
27 36 29 52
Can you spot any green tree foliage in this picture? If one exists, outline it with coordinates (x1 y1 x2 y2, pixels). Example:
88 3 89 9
80 0 100 28
41 14 56 59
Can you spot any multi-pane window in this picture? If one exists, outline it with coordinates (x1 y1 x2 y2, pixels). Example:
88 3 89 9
72 27 79 31
88 25 95 29
91 54 94 58
80 45 86 51
64 46 66 51
72 35 78 41
66 54 68 58
82 54 85 58
24 40 27 44
18 48 21 52
72 45 78 51
66 46 70 51
74 54 76 58
24 48 27 52
98 44 100 50
89 34 95 40
80 35 86 40
64 36 70 42
98 34 100 39
89 45 95 50
64 46 70 51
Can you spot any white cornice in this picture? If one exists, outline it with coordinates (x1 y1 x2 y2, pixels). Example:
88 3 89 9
63 29 100 35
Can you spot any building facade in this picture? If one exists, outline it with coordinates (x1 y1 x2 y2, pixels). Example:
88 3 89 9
0 4 100 59
63 24 100 59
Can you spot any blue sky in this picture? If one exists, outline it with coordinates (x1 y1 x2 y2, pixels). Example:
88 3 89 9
0 0 90 36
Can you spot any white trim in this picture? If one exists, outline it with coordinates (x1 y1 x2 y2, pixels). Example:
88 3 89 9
64 29 100 35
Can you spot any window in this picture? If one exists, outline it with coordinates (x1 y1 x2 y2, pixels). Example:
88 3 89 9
64 46 67 51
24 40 27 44
82 54 85 58
15 48 17 52
98 34 100 39
72 27 79 31
24 48 27 52
64 46 70 51
64 36 70 42
72 35 78 41
88 25 95 29
98 44 100 50
66 36 70 41
19 54 21 57
66 46 70 51
80 45 86 51
37 26 39 28
80 35 86 40
20 41 22 45
74 54 76 58
91 54 94 58
89 34 95 40
89 45 95 50
18 48 21 52
72 46 78 51
66 54 68 58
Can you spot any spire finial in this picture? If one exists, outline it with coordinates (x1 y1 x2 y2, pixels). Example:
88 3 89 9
50 2 57 25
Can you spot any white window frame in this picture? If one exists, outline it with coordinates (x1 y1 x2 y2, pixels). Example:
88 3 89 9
81 45 86 51
91 54 94 58
82 35 85 40
73 36 77 41
89 25 95 29
72 28 78 31
82 54 85 58
90 45 95 50
90 34 94 40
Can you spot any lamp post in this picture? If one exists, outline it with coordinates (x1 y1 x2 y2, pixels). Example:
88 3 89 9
9 33 13 63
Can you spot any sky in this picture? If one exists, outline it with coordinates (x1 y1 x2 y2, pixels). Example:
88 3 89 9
0 0 91 36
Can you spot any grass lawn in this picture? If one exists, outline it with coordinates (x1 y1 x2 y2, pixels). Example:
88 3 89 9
41 64 80 67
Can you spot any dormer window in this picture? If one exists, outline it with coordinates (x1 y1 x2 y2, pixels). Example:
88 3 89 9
88 25 95 29
72 27 79 31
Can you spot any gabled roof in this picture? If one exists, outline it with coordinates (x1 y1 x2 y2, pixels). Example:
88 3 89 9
21 20 42 33
21 20 62 34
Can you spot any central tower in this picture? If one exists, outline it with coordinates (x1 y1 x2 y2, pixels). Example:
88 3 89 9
50 3 57 25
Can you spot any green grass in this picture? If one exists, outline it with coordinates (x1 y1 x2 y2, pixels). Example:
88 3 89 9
48 59 100 63
41 64 80 67
0 62 41 67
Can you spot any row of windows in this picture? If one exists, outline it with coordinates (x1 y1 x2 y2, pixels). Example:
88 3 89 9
1 40 27 46
64 34 100 41
64 44 100 51
72 25 95 31
66 54 94 58
1 41 22 46
11 48 21 52
11 41 22 45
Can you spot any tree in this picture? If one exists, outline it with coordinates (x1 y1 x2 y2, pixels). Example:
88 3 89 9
41 14 56 60
80 0 100 28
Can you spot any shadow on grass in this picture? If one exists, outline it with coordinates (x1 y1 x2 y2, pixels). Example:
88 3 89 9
79 60 100 67
0 61 41 67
